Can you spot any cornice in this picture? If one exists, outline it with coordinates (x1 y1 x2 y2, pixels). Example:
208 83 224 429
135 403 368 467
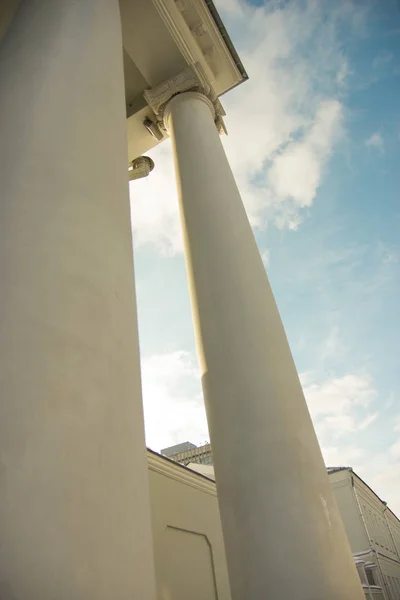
147 450 217 497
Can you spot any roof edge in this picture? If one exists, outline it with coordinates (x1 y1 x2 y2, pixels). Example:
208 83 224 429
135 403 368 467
204 0 248 92
147 447 217 485
328 466 400 524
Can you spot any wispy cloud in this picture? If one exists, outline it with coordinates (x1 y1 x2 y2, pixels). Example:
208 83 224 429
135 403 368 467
394 414 400 433
267 100 343 209
378 242 399 264
372 50 393 69
359 412 379 430
301 372 378 438
321 324 348 361
219 0 352 229
365 132 384 153
321 444 365 468
390 440 400 460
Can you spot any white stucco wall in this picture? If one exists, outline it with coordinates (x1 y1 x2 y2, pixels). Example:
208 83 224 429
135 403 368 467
147 451 231 600
330 470 370 554
330 469 400 600
149 462 400 599
354 477 399 562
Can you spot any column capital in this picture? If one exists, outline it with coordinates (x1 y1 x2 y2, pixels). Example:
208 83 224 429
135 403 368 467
143 62 226 135
163 91 215 134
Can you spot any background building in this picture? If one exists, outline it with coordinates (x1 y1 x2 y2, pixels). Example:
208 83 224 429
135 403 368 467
149 451 400 599
329 467 400 600
161 441 197 459
162 441 213 465
163 442 400 599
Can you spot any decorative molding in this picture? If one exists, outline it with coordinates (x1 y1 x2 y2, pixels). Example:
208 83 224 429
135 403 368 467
144 62 226 134
147 450 218 497
152 0 242 90
187 0 242 81
144 65 199 114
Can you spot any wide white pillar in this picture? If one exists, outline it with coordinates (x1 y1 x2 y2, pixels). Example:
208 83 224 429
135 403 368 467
165 91 364 600
0 2 156 599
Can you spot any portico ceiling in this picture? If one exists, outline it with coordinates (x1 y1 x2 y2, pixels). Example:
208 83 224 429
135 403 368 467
0 0 247 160
121 0 247 159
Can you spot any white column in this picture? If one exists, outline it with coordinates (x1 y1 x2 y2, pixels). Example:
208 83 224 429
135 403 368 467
165 91 365 600
0 2 156 599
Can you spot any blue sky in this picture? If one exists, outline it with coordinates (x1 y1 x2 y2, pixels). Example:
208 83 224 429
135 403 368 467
130 0 400 514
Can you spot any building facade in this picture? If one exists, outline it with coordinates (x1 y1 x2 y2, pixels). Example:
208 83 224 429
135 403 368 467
329 468 400 600
0 1 365 598
147 450 231 600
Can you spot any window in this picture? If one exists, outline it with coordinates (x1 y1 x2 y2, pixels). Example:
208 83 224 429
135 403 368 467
394 578 400 595
365 568 376 587
388 576 397 597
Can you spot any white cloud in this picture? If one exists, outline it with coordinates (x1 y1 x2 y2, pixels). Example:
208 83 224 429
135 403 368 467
130 140 183 256
268 100 343 207
141 351 208 451
359 412 379 430
141 350 379 454
390 440 400 460
321 445 365 468
394 415 400 433
214 0 241 14
301 372 378 438
261 248 270 269
130 0 363 254
336 58 351 87
322 324 348 361
219 0 352 229
365 132 384 153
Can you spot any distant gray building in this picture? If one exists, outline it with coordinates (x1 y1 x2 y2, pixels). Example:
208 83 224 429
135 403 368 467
161 441 197 459
161 441 213 466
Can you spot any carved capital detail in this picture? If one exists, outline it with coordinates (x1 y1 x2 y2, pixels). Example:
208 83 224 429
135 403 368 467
144 63 226 134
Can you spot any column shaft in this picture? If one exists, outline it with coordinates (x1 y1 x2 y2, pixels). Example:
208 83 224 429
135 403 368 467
0 1 156 599
165 91 364 600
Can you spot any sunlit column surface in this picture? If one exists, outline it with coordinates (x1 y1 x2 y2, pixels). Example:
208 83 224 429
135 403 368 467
165 90 365 600
0 1 156 598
